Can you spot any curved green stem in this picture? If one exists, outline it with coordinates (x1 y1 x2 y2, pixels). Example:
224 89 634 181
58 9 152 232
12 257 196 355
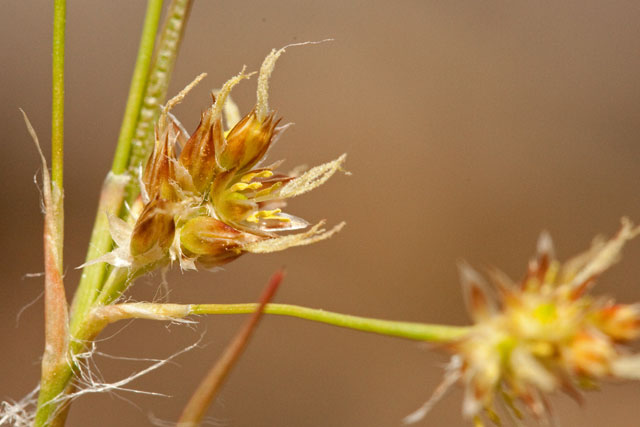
92 302 471 343
197 304 470 342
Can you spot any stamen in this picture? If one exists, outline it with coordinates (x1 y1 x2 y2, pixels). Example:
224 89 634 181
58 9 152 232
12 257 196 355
254 182 283 200
229 182 263 192
244 221 345 253
246 209 290 224
241 170 274 183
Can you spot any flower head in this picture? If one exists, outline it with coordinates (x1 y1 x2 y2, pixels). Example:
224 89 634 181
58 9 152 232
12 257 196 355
406 219 640 426
92 46 346 273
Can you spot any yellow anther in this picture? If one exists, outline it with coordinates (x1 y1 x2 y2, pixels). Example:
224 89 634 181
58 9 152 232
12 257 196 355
241 170 274 183
230 182 263 192
245 208 290 224
255 183 283 199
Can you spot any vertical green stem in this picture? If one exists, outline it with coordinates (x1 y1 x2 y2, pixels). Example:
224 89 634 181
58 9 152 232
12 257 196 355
125 0 193 205
72 0 193 326
51 0 66 271
34 3 68 425
111 0 164 174
70 0 164 328
69 173 127 333
51 0 65 189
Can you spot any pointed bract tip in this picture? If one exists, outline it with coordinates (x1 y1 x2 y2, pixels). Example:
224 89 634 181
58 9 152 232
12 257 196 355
537 230 555 259
458 261 496 322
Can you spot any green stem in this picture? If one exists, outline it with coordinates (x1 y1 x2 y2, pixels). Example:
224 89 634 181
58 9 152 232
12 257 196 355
69 174 128 332
70 0 163 330
198 304 470 342
111 0 164 174
94 267 130 306
35 3 68 425
51 0 65 189
72 0 193 337
38 3 168 425
50 0 66 271
34 366 74 427
93 302 471 343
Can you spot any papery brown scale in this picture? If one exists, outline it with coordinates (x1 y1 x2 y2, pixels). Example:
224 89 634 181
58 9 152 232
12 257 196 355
209 169 235 196
486 268 518 305
459 262 497 321
218 110 279 171
197 251 244 269
179 216 259 267
535 253 550 284
566 331 614 377
518 387 547 420
143 127 177 201
594 303 640 341
254 173 293 186
570 276 596 301
522 261 542 291
130 197 176 257
469 286 492 320
558 374 585 405
223 199 255 220
179 114 224 193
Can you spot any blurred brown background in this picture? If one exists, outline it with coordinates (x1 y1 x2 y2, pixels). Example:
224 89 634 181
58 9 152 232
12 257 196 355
2 1 640 426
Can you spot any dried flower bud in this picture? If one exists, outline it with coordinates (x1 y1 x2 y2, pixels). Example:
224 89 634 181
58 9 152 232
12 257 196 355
591 303 640 341
563 330 616 377
142 125 179 201
216 109 280 172
129 197 176 258
179 216 255 267
178 110 225 193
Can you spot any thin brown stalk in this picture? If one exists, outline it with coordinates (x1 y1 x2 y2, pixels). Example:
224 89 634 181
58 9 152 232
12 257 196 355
177 270 285 426
23 109 70 426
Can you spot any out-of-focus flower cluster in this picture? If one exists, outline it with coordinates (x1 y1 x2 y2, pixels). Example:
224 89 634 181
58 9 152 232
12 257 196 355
406 219 640 426
96 47 346 273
